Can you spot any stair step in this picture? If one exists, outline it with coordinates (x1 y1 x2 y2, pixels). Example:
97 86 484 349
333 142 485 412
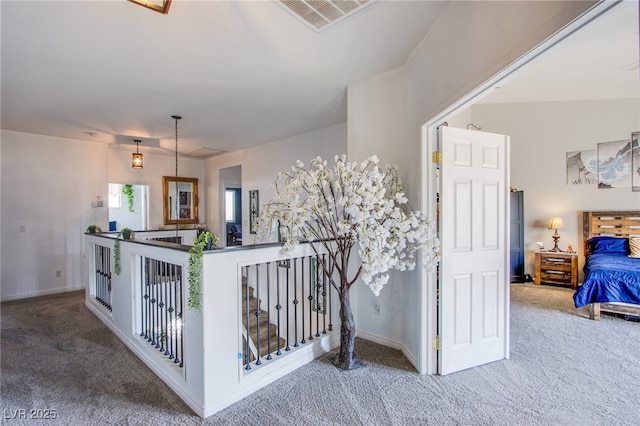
241 281 288 364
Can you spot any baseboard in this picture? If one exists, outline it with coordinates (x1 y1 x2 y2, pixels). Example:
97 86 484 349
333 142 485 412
356 329 419 371
1 284 86 302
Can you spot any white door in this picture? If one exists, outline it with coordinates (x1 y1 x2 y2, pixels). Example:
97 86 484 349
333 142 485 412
438 126 510 375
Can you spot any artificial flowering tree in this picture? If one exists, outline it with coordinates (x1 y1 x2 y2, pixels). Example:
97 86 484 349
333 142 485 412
256 155 440 370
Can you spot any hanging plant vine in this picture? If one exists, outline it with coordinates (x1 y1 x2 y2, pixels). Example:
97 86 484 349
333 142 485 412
188 231 218 312
122 184 135 212
114 233 122 275
113 228 135 276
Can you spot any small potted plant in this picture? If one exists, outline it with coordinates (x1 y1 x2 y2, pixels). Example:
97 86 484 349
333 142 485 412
86 225 102 234
121 227 135 240
114 228 135 275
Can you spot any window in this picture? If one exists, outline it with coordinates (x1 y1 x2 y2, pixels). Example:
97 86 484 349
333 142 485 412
108 183 122 208
225 190 235 222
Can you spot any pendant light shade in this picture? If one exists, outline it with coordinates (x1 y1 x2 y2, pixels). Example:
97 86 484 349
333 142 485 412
132 139 143 169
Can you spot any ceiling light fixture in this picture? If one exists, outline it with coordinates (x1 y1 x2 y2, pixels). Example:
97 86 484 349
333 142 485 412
128 0 172 15
132 139 143 169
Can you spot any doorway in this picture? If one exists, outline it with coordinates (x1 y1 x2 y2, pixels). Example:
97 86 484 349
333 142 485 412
219 165 242 247
108 183 149 231
420 1 626 375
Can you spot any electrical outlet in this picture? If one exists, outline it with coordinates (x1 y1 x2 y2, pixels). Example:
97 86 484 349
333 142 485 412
19 225 26 233
55 270 62 278
375 303 381 316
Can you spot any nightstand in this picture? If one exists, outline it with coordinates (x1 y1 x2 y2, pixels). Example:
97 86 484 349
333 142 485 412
534 251 578 289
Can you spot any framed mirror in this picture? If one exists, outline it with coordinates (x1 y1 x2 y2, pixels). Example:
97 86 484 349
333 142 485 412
163 176 199 225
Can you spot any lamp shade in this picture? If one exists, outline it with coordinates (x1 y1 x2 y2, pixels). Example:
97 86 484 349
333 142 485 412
548 218 564 230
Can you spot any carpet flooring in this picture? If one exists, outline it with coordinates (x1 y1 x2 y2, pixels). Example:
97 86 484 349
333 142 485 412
1 284 639 425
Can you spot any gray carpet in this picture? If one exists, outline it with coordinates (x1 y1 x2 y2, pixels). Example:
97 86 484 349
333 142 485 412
2 284 639 425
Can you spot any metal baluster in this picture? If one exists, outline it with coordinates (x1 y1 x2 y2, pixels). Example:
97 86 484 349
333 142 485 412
293 258 299 348
321 254 327 335
149 259 156 346
301 256 307 344
244 265 252 370
143 259 150 340
254 264 262 365
314 255 320 338
285 261 291 351
266 262 272 360
308 256 314 340
167 263 175 358
327 254 333 332
140 258 146 338
168 263 176 360
95 246 101 304
177 265 183 367
107 247 112 309
276 263 282 356
159 262 166 353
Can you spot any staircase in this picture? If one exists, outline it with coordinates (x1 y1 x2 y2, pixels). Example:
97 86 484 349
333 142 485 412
242 282 286 365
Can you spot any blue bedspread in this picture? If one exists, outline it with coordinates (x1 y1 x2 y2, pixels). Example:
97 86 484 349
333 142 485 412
574 253 640 308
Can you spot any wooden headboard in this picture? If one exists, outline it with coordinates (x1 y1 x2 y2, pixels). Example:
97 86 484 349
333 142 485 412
583 211 640 251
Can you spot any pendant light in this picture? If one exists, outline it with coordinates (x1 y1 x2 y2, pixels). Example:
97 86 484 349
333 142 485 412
132 139 143 169
172 115 182 237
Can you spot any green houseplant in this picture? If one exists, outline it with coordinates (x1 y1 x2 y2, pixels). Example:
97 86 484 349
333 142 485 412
188 230 218 312
122 184 135 213
86 225 102 234
114 228 135 276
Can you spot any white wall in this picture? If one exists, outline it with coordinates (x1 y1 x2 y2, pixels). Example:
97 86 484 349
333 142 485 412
205 122 347 246
347 0 596 369
1 130 108 300
0 131 206 301
471 98 640 278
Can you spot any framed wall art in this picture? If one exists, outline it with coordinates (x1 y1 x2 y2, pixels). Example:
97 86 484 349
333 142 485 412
597 139 632 189
632 131 639 192
249 190 259 234
566 149 597 185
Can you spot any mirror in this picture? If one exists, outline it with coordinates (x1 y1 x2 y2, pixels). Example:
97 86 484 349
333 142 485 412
163 176 199 225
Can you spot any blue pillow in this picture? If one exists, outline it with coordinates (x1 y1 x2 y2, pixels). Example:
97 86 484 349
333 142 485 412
587 236 629 254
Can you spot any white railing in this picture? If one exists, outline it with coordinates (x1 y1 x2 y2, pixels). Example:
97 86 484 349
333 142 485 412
84 231 339 418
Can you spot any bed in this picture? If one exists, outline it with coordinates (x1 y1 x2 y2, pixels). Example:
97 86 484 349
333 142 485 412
573 211 640 320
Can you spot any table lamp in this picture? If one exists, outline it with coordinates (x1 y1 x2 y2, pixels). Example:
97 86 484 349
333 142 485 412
548 217 564 252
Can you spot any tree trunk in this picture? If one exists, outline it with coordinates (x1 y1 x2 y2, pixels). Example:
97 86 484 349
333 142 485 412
332 283 365 370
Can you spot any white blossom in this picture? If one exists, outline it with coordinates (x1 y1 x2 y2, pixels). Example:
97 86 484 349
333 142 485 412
255 155 440 295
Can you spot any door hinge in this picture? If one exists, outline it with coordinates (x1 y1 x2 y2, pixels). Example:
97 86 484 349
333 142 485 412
432 151 442 164
432 336 441 350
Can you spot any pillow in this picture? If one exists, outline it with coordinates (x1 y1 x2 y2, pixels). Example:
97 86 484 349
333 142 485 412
587 236 629 254
630 237 640 258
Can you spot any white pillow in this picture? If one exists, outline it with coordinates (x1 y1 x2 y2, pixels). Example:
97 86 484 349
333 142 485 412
630 237 640 258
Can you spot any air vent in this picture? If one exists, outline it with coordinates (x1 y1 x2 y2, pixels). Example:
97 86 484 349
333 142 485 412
186 147 226 158
280 0 373 32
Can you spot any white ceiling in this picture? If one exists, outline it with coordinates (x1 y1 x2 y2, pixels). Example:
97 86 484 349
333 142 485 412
1 1 638 157
479 0 639 104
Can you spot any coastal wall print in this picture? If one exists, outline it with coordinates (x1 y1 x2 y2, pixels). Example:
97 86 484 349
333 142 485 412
632 131 640 192
566 149 597 185
597 139 632 189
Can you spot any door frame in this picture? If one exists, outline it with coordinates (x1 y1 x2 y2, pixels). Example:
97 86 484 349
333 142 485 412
419 1 623 375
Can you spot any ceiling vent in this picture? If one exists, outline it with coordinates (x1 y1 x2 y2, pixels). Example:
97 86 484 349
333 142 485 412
185 147 226 158
280 0 374 32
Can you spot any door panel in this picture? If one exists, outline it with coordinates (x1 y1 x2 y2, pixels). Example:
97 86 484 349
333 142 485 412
439 126 510 375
